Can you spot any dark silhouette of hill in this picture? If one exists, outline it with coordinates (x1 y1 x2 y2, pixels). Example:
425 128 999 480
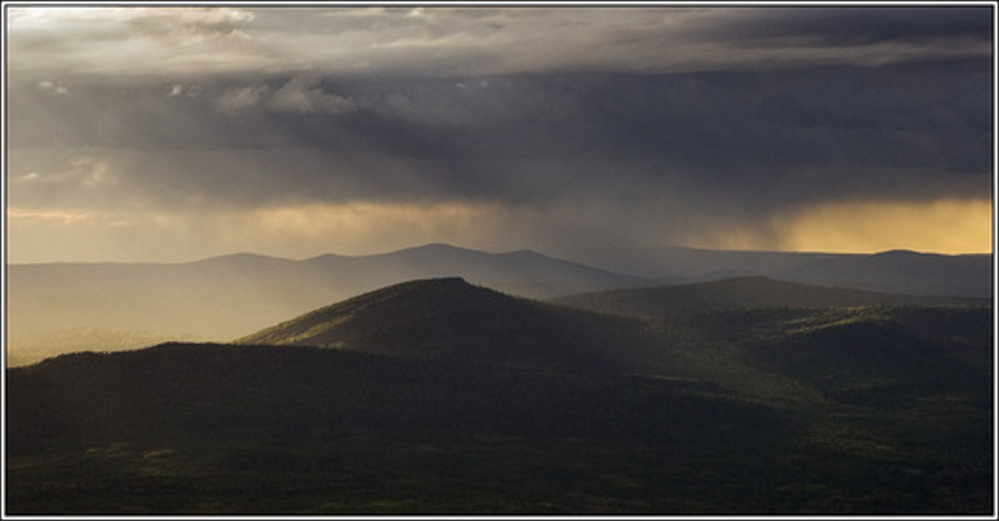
5 271 992 514
238 277 645 371
302 243 653 298
9 244 990 368
7 342 805 514
751 319 990 409
566 246 991 298
774 250 992 299
7 244 652 366
7 304 992 513
552 276 984 318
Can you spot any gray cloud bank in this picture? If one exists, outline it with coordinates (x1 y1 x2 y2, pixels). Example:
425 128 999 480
8 6 991 76
6 5 993 257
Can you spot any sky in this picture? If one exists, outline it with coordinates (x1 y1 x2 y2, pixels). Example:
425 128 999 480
5 4 995 264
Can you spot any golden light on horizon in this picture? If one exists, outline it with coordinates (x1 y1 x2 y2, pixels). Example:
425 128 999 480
684 197 992 255
774 198 993 254
7 196 993 264
6 201 531 264
234 201 516 254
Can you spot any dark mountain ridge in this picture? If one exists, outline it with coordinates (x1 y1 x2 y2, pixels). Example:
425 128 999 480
567 245 991 298
6 273 992 514
238 277 645 371
552 276 986 318
774 249 993 298
8 243 991 368
7 244 652 366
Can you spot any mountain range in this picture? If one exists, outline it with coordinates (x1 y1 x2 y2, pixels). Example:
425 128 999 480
6 243 991 367
571 246 992 298
237 277 643 371
7 273 992 513
552 276 984 318
229 275 990 398
6 244 651 366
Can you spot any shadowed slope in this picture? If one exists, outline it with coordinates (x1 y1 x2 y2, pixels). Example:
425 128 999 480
6 279 992 513
552 276 983 318
238 277 644 371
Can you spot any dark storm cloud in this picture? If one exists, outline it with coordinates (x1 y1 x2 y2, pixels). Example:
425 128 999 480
9 51 991 217
707 7 991 47
7 6 992 235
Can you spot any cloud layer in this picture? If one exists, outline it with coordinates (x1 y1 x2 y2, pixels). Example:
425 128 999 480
6 6 993 262
8 7 991 77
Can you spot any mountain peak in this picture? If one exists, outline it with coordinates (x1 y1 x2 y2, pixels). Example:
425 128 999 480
190 252 290 264
237 276 512 350
395 243 479 255
502 248 541 256
873 249 922 257
237 277 624 370
367 276 485 295
401 275 469 285
419 242 465 250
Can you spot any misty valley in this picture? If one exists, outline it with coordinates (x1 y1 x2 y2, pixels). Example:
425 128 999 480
5 246 993 514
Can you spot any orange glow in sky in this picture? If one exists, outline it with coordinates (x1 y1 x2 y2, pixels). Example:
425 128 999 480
689 197 993 254
7 197 993 264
